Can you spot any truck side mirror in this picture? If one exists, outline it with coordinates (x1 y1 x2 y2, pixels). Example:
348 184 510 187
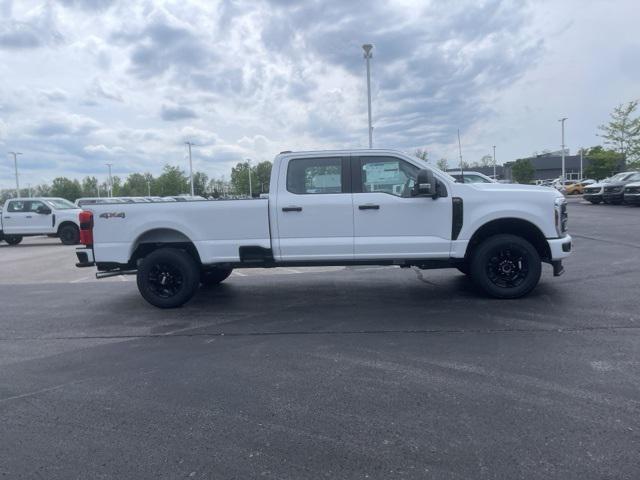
412 169 438 199
36 205 52 215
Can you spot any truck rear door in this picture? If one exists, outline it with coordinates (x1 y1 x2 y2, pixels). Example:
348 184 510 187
1 200 28 234
274 155 354 261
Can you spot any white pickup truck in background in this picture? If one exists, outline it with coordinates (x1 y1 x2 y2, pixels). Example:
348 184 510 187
75 149 572 308
1 197 82 245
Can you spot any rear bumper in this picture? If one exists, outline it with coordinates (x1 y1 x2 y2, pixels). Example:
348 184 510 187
75 247 95 267
547 235 572 261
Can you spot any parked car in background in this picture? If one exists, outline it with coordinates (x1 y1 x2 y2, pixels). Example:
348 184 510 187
0 197 82 245
623 182 640 205
565 179 595 195
602 172 640 204
448 171 496 184
583 172 638 204
75 197 128 208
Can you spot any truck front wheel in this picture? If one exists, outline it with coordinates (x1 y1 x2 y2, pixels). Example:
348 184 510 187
201 267 233 285
470 234 541 299
4 235 23 245
136 248 200 308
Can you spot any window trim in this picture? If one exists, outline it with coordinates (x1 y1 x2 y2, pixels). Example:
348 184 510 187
285 156 351 195
352 156 420 197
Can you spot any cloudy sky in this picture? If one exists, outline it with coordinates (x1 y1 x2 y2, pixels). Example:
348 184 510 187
0 0 638 188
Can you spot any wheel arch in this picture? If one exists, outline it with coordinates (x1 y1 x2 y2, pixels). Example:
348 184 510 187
57 220 78 234
129 228 202 267
464 218 551 262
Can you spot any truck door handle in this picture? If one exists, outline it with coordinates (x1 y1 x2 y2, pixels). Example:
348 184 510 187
26 215 32 218
3 216 10 219
358 204 380 210
282 206 303 212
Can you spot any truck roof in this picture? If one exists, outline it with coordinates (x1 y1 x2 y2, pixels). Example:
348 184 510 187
276 148 408 158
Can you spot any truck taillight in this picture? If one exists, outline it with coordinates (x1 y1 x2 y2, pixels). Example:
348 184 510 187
79 210 93 246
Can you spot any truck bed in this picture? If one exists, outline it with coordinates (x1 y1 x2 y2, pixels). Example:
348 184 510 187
89 199 271 265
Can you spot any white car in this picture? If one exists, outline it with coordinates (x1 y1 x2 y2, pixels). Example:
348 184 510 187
75 149 572 308
0 197 82 245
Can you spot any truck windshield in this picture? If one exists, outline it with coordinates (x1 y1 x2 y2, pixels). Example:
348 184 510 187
45 198 76 209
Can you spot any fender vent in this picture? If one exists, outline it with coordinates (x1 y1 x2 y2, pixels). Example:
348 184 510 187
452 197 463 240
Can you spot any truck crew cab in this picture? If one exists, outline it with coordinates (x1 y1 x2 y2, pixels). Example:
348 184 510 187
75 149 572 308
1 197 82 245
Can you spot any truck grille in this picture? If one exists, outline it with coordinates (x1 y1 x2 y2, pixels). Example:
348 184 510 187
625 186 640 194
584 187 600 194
604 186 622 193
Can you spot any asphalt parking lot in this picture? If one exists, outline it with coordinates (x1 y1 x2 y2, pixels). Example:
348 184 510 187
1 197 639 479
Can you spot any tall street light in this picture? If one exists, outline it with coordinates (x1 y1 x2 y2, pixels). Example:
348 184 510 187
246 159 253 198
185 142 195 196
105 163 113 197
362 44 374 149
9 151 22 198
492 145 496 180
559 117 567 181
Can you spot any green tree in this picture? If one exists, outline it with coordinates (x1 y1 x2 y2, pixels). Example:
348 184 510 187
583 146 624 180
511 159 535 184
254 161 272 194
155 165 188 196
231 161 252 196
414 149 428 162
192 171 209 196
122 173 153 196
81 176 99 197
50 177 82 201
598 101 640 164
436 158 449 171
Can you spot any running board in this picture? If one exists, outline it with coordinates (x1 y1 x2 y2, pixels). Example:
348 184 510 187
96 269 137 279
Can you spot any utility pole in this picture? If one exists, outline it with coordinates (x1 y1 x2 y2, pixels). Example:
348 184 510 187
246 159 253 198
9 152 22 198
559 117 567 181
185 142 195 196
147 180 151 197
492 145 497 180
579 148 583 179
457 129 464 178
362 44 374 148
105 163 113 197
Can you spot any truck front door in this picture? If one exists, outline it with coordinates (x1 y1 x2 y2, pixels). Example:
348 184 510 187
352 155 452 259
274 156 354 261
27 200 54 233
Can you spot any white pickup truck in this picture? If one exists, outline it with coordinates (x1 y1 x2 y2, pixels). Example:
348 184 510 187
75 149 572 308
1 197 82 245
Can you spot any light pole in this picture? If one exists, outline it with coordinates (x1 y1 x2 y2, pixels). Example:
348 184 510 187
246 159 253 198
147 180 151 197
492 145 496 179
362 44 374 149
185 142 195 196
9 151 22 198
105 163 113 197
559 117 567 181
579 147 583 179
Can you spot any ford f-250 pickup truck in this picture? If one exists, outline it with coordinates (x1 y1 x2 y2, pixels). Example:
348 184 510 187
75 149 572 308
1 197 82 245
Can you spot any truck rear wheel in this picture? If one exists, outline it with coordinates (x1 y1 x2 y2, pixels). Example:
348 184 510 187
59 224 80 245
470 234 541 299
4 235 23 245
136 248 200 308
201 267 233 285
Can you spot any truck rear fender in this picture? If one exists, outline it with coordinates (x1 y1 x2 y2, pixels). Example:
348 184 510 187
129 228 202 267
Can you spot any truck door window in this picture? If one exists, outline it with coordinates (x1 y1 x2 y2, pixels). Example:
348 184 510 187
27 201 46 212
360 157 419 197
287 157 343 194
7 201 26 212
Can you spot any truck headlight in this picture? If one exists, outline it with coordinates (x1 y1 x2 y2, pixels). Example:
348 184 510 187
555 197 568 236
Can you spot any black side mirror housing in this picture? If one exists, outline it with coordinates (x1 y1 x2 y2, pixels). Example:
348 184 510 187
412 169 439 199
36 206 52 215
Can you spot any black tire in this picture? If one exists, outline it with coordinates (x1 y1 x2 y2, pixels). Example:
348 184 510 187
58 224 80 245
470 234 541 299
4 235 23 245
201 267 233 285
136 248 200 308
588 199 601 204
